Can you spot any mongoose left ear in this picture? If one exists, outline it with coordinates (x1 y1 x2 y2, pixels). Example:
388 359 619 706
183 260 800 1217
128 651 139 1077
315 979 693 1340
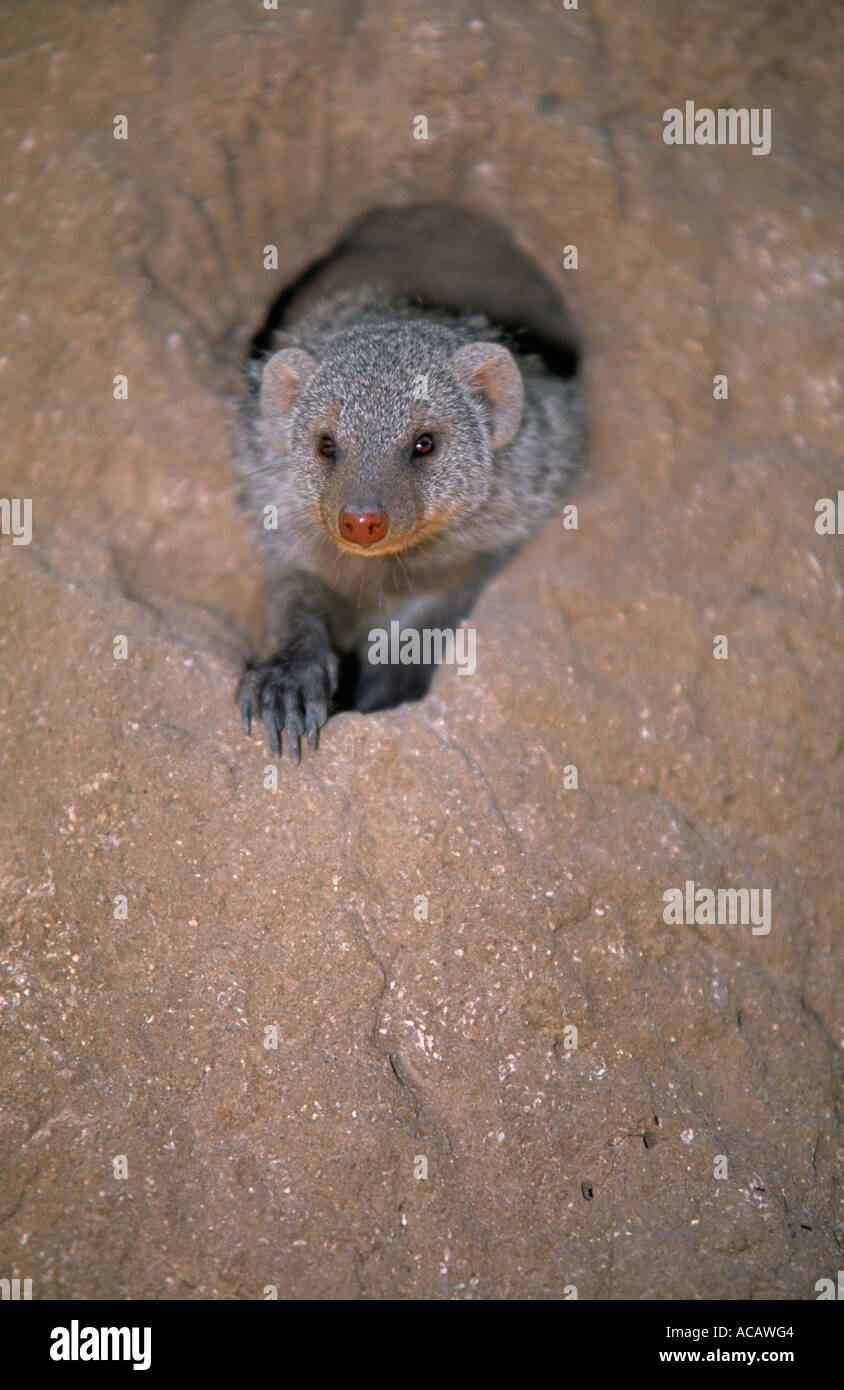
451 342 524 448
261 348 317 432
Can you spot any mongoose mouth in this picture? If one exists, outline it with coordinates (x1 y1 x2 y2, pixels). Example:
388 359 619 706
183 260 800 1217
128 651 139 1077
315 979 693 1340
331 524 432 558
321 509 457 558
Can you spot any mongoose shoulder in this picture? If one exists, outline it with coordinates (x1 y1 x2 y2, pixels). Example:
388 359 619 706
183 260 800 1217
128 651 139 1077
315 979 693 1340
236 286 584 758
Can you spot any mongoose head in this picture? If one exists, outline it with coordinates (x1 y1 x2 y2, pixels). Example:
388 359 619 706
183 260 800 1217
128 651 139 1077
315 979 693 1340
259 320 524 557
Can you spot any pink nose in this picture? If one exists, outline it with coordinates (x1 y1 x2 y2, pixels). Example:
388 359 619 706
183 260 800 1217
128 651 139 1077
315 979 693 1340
338 508 388 547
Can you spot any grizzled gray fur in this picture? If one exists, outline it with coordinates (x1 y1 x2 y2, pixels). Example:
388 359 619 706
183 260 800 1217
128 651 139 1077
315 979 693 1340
236 287 584 759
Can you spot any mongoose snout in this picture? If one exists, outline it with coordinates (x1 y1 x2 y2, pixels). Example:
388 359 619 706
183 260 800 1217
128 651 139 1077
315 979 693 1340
337 507 389 547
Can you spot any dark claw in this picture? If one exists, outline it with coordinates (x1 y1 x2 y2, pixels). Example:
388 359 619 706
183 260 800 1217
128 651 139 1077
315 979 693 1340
241 697 252 736
304 712 319 751
285 719 301 763
265 709 282 757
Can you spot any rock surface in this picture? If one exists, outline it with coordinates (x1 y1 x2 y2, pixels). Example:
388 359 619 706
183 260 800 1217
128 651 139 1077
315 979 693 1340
0 0 841 1298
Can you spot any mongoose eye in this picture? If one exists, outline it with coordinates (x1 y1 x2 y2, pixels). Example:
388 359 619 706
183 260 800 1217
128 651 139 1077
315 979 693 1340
412 432 435 458
317 434 336 460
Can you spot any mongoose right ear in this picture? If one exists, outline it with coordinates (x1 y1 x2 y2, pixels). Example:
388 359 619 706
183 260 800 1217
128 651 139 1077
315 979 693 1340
451 342 524 448
261 349 317 431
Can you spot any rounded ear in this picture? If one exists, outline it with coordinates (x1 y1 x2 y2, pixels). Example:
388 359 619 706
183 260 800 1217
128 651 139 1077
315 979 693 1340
451 341 524 448
260 348 317 431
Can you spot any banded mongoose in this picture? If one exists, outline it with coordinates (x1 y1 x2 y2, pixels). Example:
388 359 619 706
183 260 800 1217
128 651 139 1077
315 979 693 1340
236 287 584 759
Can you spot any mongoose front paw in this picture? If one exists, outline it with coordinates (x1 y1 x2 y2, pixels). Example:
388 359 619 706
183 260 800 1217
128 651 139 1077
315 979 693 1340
239 649 339 762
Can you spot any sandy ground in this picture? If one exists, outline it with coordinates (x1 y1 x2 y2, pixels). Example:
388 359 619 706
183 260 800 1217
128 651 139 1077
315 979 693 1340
0 0 841 1298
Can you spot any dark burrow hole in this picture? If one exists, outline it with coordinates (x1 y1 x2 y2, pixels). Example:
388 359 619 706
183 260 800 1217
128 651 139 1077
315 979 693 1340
246 202 581 714
249 201 580 375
